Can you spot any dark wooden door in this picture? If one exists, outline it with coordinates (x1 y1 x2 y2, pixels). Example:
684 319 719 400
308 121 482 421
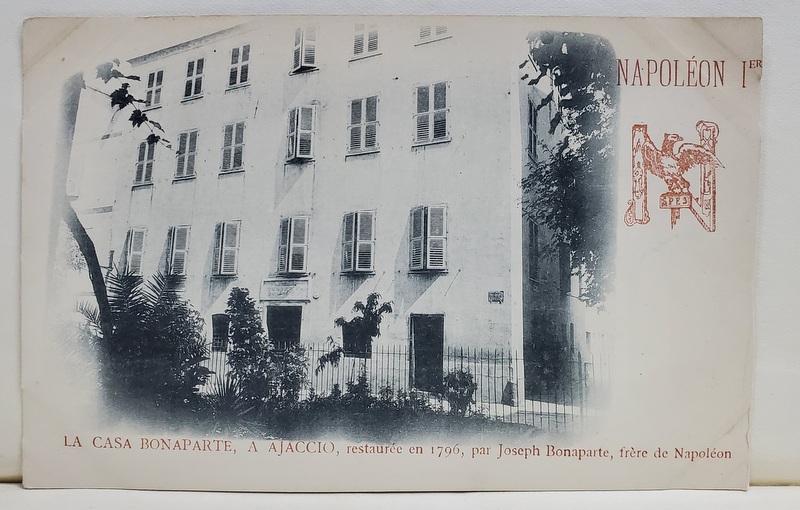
411 314 444 392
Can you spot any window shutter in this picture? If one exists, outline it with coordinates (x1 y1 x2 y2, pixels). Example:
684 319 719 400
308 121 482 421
433 82 448 140
286 108 297 160
419 25 432 39
356 210 375 271
221 221 240 275
367 29 378 52
240 44 250 82
135 142 146 183
278 218 290 273
171 226 190 275
353 24 365 55
341 212 355 272
223 124 234 170
176 133 187 178
212 222 223 275
293 29 302 70
229 47 239 86
303 27 316 67
289 216 309 273
409 206 425 270
164 226 175 273
121 230 131 273
187 131 198 175
415 86 430 143
234 122 245 168
144 142 155 182
365 96 378 149
194 58 204 95
427 205 447 269
349 99 363 151
298 106 315 158
129 229 146 275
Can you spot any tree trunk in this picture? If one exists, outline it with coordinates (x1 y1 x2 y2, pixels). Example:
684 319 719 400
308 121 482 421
62 200 113 339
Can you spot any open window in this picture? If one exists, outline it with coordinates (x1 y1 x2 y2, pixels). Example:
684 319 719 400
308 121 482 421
124 228 146 275
341 210 376 273
286 106 316 162
166 225 190 275
291 27 317 73
212 221 241 276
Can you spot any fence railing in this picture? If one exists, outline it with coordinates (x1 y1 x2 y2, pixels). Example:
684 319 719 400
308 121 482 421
203 342 608 432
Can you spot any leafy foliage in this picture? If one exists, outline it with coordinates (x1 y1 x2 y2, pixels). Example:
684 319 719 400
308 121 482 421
225 287 307 406
521 31 618 307
443 368 478 417
79 270 211 411
317 292 393 373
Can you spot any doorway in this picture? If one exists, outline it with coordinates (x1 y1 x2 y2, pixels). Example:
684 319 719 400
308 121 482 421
410 314 444 392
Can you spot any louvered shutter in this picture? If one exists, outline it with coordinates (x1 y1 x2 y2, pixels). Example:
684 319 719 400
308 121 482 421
289 216 309 273
240 44 250 82
164 226 174 273
121 230 131 273
367 28 378 52
278 218 290 273
221 221 240 275
229 47 239 86
212 223 223 275
356 210 375 271
353 24 365 55
341 212 355 272
222 124 234 170
365 96 378 149
349 99 363 151
193 58 204 95
129 229 146 275
427 205 447 269
233 122 245 168
171 226 190 275
297 106 315 158
184 60 194 97
303 27 316 67
187 131 198 175
154 71 163 105
419 25 432 39
144 142 155 182
286 108 297 160
293 29 302 70
409 206 424 270
432 82 448 140
176 133 187 177
415 86 430 143
135 142 146 183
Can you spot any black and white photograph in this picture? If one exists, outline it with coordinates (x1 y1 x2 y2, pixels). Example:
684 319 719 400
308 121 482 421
21 16 761 491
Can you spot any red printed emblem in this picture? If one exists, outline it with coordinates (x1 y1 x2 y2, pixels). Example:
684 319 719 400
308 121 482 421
624 121 722 231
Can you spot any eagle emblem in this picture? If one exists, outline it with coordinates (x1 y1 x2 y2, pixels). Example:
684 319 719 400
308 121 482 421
624 121 722 231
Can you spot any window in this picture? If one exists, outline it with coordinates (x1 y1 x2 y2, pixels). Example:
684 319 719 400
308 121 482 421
125 228 146 275
211 314 230 352
144 70 163 108
229 44 250 87
342 211 376 273
278 216 309 275
353 23 378 57
409 205 447 271
291 27 317 73
418 24 448 44
167 225 191 275
175 130 198 178
413 82 449 145
286 106 315 161
183 58 204 98
348 96 378 154
342 322 371 358
134 141 155 185
221 122 245 172
212 221 241 276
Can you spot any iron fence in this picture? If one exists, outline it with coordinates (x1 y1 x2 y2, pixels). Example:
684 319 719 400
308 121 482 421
203 342 608 432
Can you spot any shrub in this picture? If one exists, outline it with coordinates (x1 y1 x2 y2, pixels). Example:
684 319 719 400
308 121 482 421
443 368 478 417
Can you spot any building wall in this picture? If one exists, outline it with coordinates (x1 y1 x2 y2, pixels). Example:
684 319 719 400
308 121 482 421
68 19 528 363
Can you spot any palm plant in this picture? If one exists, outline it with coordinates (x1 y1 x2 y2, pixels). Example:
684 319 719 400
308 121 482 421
79 270 211 412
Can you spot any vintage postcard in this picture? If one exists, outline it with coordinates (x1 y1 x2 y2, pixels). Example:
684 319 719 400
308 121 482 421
21 16 761 491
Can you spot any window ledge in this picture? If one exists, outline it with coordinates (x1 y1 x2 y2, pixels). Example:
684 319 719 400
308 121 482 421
345 148 380 158
142 104 162 112
289 67 319 76
341 271 376 276
273 273 311 279
411 137 451 148
349 52 382 63
212 273 238 279
131 182 154 190
286 157 315 164
181 95 203 104
219 168 245 176
408 269 449 275
415 35 452 46
172 175 196 183
225 83 250 92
